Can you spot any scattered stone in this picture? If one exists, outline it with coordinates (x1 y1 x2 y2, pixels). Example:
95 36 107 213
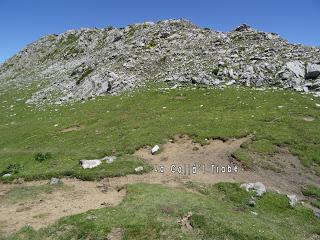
302 116 315 122
250 211 258 216
2 173 12 177
97 183 109 193
286 194 298 207
86 215 97 221
248 197 256 207
240 182 266 196
151 145 160 155
226 80 236 86
13 178 24 184
177 212 193 230
103 156 116 164
316 103 320 107
134 166 144 173
233 24 252 32
79 159 102 169
49 177 60 185
314 210 320 219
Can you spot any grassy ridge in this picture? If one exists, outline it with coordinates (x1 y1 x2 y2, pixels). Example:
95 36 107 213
0 86 320 180
4 182 320 240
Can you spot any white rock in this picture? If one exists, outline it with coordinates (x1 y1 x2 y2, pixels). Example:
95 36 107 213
102 156 116 164
134 166 144 172
240 182 266 196
226 80 236 86
50 177 60 185
287 194 298 207
151 145 160 154
286 61 305 78
306 63 320 79
2 173 12 177
250 211 258 216
79 160 102 169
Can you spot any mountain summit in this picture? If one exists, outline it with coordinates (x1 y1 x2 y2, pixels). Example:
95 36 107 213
0 19 320 104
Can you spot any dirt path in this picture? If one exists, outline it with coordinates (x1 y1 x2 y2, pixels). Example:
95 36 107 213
0 135 319 236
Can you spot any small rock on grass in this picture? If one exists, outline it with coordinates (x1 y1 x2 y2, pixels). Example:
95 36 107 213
102 156 116 164
134 166 144 173
248 197 256 207
287 194 298 207
2 173 12 178
250 211 258 216
49 177 60 185
151 145 160 154
79 160 102 169
177 212 193 230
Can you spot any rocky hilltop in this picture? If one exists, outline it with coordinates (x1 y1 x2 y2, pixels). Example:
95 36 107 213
0 19 320 104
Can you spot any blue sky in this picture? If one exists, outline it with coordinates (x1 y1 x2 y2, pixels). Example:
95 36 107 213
0 0 319 63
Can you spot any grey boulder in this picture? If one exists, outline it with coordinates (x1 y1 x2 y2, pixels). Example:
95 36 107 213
240 182 266 196
306 63 320 80
79 159 102 169
286 194 298 207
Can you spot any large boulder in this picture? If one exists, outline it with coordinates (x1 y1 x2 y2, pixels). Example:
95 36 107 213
305 63 320 80
240 182 266 196
309 79 320 90
278 61 305 87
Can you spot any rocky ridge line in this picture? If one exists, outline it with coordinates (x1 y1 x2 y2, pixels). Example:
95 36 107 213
0 19 319 104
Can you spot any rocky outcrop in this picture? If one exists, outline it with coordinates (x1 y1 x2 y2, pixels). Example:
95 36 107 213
306 63 320 80
0 19 320 104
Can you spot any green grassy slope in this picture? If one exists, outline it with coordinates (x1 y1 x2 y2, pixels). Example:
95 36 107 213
1 86 320 180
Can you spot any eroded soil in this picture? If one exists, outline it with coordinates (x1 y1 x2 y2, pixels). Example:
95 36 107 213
0 135 319 236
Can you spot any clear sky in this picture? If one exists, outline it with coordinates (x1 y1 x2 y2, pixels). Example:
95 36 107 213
0 0 319 63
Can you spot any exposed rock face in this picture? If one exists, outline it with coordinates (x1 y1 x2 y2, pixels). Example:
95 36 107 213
306 63 320 80
0 19 320 104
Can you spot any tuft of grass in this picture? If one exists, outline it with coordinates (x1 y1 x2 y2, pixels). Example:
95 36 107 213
211 67 219 75
76 68 94 85
4 183 320 240
232 148 254 169
311 200 320 209
145 39 157 49
247 139 277 155
34 152 52 162
302 185 320 199
1 163 23 175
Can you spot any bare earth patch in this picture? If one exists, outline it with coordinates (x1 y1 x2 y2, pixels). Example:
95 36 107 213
0 135 319 236
60 124 84 132
0 179 125 235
